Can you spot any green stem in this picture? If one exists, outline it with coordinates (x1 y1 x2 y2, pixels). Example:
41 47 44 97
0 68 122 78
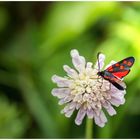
85 117 93 139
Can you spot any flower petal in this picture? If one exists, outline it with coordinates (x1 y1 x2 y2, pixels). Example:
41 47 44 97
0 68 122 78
76 103 81 110
63 102 76 112
94 115 104 127
63 65 78 79
107 105 116 116
52 88 70 99
61 102 76 118
102 101 116 116
86 62 93 69
87 109 94 119
65 108 75 118
52 75 72 87
94 53 105 70
110 85 126 96
75 107 86 125
94 110 107 127
111 91 124 99
70 49 86 72
110 97 125 107
58 96 73 105
86 62 96 77
110 89 125 102
100 111 107 123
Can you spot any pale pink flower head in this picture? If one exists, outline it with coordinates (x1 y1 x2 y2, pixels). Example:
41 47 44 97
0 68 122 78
51 49 126 127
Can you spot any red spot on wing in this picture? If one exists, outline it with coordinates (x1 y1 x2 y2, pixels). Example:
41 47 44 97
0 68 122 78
106 57 135 72
120 65 124 70
123 60 127 64
112 70 130 79
123 57 135 67
106 65 114 72
109 68 113 72
127 61 132 66
115 63 120 66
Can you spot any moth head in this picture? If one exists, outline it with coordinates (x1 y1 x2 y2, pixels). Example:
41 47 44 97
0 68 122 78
97 71 104 77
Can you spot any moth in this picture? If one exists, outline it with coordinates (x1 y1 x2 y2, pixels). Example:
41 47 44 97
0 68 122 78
97 53 135 90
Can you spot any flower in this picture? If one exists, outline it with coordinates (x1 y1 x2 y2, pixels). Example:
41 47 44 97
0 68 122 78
51 49 126 127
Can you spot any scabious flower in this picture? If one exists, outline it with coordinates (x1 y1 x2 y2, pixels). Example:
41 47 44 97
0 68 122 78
51 49 126 127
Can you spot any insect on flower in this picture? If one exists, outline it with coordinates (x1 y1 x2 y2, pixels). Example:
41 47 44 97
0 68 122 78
51 49 131 127
97 53 135 91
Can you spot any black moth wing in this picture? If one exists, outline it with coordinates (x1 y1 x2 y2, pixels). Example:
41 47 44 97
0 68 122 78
106 57 135 79
101 71 126 90
107 75 126 90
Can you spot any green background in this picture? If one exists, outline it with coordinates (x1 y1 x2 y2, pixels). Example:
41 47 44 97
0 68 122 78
0 2 140 138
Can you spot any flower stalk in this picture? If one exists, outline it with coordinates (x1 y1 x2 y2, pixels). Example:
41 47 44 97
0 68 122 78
85 117 93 139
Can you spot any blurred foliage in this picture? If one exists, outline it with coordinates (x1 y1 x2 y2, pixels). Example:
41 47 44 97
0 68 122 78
0 94 29 138
0 2 140 138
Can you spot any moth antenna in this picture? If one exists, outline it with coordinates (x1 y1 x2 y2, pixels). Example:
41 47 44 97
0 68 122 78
97 52 102 72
